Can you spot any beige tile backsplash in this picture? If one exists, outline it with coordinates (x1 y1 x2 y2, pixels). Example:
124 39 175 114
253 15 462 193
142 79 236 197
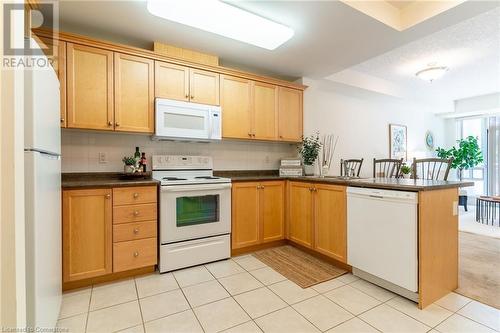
61 130 297 173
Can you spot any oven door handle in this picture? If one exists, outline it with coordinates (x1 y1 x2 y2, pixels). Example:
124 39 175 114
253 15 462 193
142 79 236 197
161 183 232 192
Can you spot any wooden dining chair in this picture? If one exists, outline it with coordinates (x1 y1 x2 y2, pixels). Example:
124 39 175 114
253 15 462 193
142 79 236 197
340 158 364 177
411 157 454 181
373 158 403 178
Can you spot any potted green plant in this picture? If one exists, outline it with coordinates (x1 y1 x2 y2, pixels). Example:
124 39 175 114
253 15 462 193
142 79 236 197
122 156 137 173
436 136 483 180
299 133 322 176
400 164 411 179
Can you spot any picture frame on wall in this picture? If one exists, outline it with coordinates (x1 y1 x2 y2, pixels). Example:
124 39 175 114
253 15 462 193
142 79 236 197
389 124 407 160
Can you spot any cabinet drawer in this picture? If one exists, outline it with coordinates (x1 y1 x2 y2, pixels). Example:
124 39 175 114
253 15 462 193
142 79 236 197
113 221 157 242
113 203 157 224
113 186 157 206
113 238 157 272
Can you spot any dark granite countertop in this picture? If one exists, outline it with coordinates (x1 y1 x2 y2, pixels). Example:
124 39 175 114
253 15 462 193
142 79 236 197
216 170 474 191
62 172 160 189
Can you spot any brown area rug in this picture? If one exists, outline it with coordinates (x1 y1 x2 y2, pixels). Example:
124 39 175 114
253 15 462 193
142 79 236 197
253 245 347 288
456 232 500 309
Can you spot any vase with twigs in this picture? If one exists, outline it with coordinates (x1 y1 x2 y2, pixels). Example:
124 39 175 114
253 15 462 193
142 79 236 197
319 134 338 177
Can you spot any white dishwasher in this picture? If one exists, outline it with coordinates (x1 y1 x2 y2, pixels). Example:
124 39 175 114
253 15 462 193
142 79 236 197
347 187 418 299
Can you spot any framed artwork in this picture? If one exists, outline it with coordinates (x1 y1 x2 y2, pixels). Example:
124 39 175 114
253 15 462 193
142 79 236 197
389 124 407 160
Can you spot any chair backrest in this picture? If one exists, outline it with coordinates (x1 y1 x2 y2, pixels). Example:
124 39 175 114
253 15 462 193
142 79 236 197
373 158 403 178
411 157 453 181
340 158 364 177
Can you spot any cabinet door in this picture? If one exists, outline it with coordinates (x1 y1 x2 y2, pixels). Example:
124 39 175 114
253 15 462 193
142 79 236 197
114 53 154 133
62 189 112 282
67 43 114 130
232 182 260 249
288 182 313 248
154 61 189 102
39 37 67 127
189 68 220 105
220 75 252 139
314 184 347 262
253 82 278 140
261 181 285 243
278 87 303 142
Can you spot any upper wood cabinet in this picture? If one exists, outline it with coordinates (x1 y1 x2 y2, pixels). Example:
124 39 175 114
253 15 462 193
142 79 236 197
278 87 303 142
314 184 347 262
114 53 154 133
66 43 114 131
288 181 314 248
231 181 285 250
155 61 189 102
189 68 220 105
220 75 252 139
39 37 67 127
155 62 220 106
253 82 278 140
62 189 112 282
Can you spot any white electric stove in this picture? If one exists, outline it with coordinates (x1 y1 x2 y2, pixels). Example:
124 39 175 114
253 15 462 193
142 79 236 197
152 155 232 272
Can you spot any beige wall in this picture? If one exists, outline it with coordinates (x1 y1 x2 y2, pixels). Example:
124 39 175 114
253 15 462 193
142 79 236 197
61 130 297 173
302 78 447 177
0 2 27 328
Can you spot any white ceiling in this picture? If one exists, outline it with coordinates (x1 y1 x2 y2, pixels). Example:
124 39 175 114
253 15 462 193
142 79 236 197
326 7 500 111
44 0 499 80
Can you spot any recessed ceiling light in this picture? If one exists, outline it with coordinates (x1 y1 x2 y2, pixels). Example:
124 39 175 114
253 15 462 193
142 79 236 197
415 64 449 82
147 0 294 50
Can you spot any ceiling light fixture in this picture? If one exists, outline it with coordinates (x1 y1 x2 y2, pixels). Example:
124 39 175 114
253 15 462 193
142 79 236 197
146 0 294 50
415 64 449 82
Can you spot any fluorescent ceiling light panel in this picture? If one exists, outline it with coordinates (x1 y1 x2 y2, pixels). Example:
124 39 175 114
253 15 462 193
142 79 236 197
147 0 294 50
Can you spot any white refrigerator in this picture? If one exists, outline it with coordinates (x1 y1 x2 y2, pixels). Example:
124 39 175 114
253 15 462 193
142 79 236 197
24 38 62 328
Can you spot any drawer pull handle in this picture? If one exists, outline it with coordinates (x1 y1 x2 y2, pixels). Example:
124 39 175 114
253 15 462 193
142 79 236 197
133 210 140 216
133 251 139 257
133 228 139 234
133 193 139 198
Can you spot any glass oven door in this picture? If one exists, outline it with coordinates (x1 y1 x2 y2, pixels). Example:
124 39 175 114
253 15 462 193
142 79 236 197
160 183 231 244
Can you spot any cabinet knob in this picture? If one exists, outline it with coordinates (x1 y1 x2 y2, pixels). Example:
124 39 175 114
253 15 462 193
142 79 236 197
108 121 113 126
190 95 194 99
261 185 265 189
248 133 252 137
105 194 111 199
60 118 65 123
133 192 139 198
133 251 139 257
133 228 139 234
279 135 283 139
185 94 189 98
115 122 120 127
133 210 140 216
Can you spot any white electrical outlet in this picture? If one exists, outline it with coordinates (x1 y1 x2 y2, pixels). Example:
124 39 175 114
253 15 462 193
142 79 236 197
98 152 107 164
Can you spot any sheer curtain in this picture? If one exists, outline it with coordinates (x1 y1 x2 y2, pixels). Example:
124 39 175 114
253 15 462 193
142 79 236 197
487 116 499 196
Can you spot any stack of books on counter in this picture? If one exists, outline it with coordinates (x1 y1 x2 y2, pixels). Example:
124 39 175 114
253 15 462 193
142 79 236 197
279 158 303 177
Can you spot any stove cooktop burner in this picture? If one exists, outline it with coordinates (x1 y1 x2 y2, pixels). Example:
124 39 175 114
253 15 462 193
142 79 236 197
194 176 220 180
162 177 188 181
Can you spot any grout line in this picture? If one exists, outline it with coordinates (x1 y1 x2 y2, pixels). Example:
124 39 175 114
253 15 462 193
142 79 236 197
134 278 147 333
84 285 93 333
171 271 207 333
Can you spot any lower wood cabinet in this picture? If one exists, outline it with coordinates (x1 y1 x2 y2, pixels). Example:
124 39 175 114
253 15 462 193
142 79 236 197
62 189 113 282
287 181 347 263
62 185 157 284
232 181 285 249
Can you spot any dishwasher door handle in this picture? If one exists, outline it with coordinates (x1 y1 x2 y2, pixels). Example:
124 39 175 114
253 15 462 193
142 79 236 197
369 195 384 199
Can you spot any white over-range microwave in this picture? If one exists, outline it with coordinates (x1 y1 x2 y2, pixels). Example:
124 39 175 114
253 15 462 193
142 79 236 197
154 98 222 141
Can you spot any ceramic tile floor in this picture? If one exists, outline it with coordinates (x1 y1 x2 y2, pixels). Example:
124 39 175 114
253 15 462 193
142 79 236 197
57 254 500 333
